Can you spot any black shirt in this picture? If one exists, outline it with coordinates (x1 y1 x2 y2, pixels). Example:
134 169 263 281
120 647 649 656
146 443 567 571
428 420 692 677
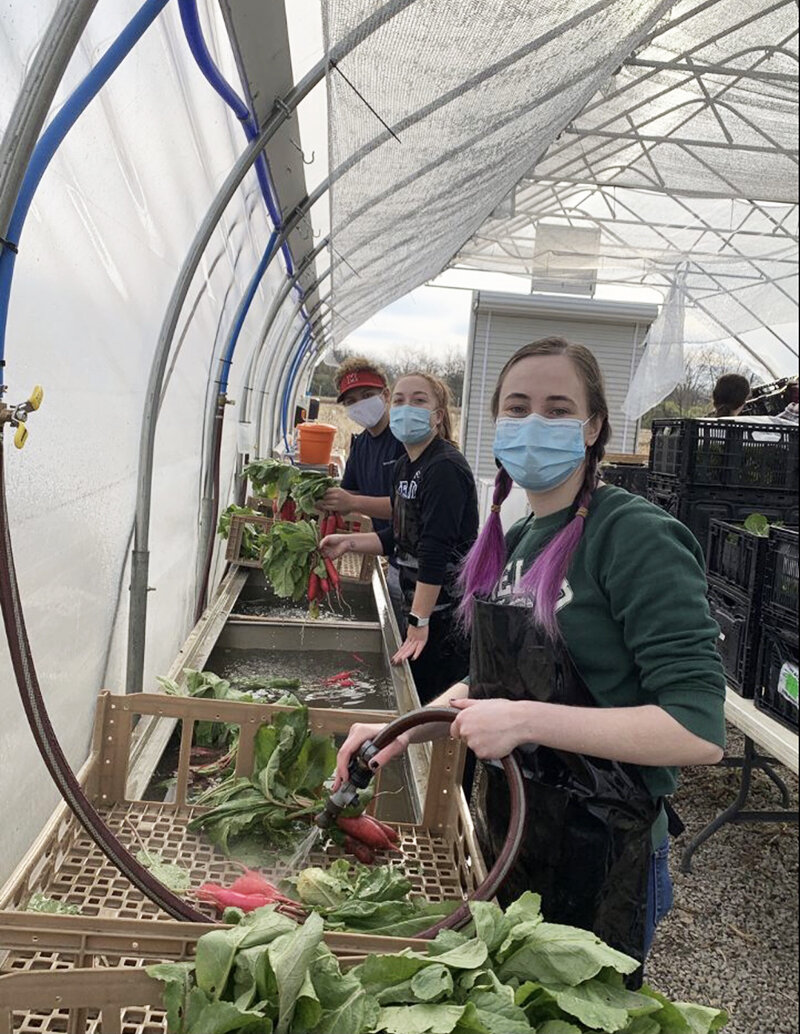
377 437 479 611
340 424 406 534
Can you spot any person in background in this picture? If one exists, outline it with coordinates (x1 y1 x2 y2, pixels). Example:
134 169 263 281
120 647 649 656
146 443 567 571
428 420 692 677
332 338 725 981
320 357 406 618
710 373 750 417
320 372 478 704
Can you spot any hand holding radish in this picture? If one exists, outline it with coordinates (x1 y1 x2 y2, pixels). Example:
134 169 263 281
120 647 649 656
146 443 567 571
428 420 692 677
319 534 355 560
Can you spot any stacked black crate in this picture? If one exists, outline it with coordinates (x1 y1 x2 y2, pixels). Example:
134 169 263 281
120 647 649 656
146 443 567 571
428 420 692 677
599 462 648 497
704 520 769 696
756 528 799 732
646 419 799 551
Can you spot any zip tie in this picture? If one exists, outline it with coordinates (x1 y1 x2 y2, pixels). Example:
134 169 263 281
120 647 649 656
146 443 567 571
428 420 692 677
0 235 18 254
329 59 401 143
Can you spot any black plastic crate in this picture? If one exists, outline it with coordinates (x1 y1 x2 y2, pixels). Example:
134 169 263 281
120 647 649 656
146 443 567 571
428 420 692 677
649 418 798 493
755 621 799 733
707 577 760 697
600 463 648 497
705 519 768 600
763 527 799 629
646 475 799 555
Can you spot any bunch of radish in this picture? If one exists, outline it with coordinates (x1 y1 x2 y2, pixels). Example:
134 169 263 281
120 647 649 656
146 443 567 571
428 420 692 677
195 865 306 920
334 813 401 866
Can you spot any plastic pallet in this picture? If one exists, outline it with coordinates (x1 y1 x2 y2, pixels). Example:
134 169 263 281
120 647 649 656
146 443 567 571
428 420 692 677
707 576 760 697
646 475 799 555
705 519 768 601
755 621 799 733
763 527 799 630
649 418 798 493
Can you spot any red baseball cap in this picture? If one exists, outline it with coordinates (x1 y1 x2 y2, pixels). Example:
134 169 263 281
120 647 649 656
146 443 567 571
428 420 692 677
336 369 387 402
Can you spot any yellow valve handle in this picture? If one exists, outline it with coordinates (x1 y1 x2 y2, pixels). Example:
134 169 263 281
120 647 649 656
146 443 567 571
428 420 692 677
28 385 43 411
14 423 28 449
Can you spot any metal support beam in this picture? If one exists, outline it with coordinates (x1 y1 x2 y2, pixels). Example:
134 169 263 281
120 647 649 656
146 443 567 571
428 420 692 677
0 0 100 242
624 57 798 84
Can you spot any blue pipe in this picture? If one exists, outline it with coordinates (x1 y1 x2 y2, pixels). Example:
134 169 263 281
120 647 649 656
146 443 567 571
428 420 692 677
178 0 298 280
0 0 171 366
217 229 279 394
282 327 313 448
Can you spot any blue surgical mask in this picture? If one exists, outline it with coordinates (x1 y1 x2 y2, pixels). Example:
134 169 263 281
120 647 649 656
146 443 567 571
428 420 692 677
493 412 591 491
390 404 435 444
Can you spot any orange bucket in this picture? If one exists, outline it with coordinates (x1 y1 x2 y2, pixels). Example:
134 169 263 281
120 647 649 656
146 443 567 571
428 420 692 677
296 422 337 465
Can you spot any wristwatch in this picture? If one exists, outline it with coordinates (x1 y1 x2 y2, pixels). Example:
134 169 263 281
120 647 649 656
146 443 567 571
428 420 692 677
407 612 430 628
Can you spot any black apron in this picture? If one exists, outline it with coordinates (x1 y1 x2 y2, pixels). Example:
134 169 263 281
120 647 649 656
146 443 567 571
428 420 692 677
469 596 657 981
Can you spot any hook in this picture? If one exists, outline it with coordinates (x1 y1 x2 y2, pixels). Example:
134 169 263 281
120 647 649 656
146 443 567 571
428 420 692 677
289 138 315 165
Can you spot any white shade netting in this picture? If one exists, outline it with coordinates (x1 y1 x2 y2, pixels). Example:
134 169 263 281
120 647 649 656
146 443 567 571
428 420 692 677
322 0 678 342
321 0 797 381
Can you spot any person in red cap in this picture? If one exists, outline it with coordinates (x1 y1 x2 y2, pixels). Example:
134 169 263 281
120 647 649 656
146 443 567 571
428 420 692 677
321 357 405 529
322 357 407 620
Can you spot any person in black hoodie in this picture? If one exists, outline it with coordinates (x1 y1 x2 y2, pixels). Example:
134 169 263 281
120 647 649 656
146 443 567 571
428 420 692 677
320 372 478 704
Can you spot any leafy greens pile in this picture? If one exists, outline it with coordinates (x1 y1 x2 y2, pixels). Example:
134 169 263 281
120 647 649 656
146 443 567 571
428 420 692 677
148 892 729 1034
188 698 338 855
241 459 334 517
218 504 264 561
260 519 326 603
280 860 457 938
157 669 258 751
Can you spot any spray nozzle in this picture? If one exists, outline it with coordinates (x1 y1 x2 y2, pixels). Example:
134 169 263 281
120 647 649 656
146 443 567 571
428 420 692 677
314 740 378 829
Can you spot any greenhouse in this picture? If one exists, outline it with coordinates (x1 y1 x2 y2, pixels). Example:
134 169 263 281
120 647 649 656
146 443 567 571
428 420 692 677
0 1 797 1032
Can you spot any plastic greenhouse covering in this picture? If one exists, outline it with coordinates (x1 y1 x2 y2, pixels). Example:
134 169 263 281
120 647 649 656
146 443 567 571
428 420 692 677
0 0 797 882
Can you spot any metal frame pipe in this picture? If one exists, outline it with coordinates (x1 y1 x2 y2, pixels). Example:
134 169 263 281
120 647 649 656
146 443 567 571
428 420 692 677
265 310 332 455
238 238 329 426
0 0 100 254
258 299 331 455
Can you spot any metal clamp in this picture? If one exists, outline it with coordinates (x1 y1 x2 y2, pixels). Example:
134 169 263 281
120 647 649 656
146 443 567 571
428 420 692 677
0 385 43 448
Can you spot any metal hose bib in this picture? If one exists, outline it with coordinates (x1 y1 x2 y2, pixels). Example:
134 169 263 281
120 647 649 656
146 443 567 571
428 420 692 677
316 706 527 939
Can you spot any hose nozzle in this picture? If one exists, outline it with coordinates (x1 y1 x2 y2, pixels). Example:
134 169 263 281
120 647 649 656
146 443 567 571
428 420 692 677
314 740 378 829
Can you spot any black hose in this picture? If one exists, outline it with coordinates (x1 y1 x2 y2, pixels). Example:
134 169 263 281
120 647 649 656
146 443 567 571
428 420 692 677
371 707 527 939
0 434 208 922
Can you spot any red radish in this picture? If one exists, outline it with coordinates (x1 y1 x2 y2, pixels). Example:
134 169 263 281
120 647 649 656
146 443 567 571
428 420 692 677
228 867 302 906
320 577 330 595
323 670 356 685
308 571 320 602
324 557 340 593
335 515 345 531
344 836 375 865
372 819 400 844
336 815 398 851
195 882 306 917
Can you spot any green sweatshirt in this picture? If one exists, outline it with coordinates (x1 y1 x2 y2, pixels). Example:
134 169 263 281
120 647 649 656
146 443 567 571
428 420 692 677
494 485 726 844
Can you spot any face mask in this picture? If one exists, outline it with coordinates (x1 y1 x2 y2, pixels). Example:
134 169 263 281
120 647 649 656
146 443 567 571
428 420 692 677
390 404 435 445
493 412 591 492
346 394 386 429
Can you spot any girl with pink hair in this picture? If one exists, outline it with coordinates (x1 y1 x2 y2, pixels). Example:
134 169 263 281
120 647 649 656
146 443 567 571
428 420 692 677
333 337 726 981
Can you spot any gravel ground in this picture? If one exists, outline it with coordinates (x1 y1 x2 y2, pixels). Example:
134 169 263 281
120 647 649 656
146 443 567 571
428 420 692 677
647 725 798 1034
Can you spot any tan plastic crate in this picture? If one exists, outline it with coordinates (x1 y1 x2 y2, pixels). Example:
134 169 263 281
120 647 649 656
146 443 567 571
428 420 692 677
225 511 376 583
0 692 484 1032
